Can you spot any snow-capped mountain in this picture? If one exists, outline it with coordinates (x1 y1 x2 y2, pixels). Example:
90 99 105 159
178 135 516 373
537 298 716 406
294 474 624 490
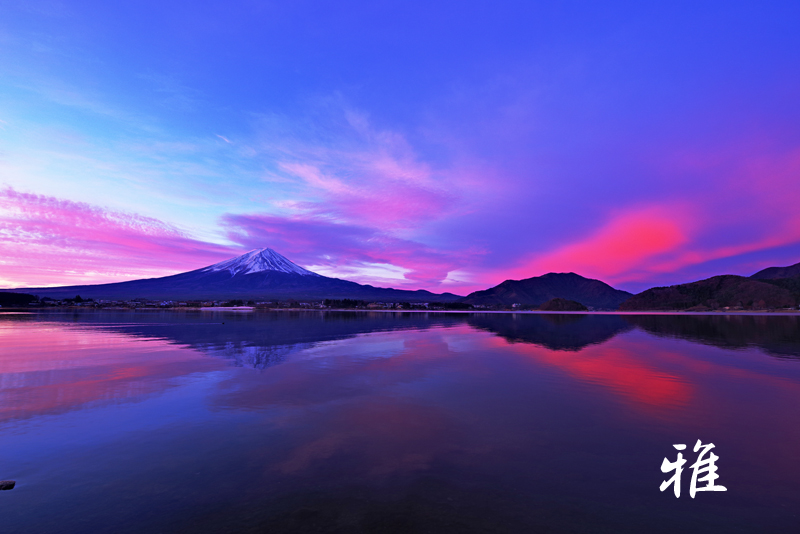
201 248 320 277
9 248 462 302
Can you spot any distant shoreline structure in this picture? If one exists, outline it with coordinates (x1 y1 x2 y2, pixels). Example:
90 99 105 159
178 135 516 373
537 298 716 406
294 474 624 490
3 306 799 316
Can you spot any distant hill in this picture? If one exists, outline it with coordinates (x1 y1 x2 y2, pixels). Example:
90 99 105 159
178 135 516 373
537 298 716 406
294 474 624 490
620 260 800 311
459 272 632 309
750 261 800 280
619 275 798 311
1 248 462 303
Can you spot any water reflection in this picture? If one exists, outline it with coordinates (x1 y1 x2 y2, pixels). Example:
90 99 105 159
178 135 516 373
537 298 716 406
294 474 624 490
467 313 633 350
9 310 800 364
17 309 800 359
2 310 800 533
625 314 800 359
0 322 225 424
6 310 466 368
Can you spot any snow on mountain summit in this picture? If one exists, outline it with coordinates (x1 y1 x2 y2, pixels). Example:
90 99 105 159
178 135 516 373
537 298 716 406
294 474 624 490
201 248 320 277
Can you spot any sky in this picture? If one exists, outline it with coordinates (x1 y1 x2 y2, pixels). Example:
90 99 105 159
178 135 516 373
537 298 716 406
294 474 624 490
2 0 800 295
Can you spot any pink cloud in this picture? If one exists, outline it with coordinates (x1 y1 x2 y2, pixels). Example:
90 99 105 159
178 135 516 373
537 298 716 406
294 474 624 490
0 187 476 292
483 206 692 287
480 147 800 289
278 157 454 231
489 203 800 291
260 109 468 232
0 188 237 287
6 118 800 295
638 223 800 280
623 141 800 283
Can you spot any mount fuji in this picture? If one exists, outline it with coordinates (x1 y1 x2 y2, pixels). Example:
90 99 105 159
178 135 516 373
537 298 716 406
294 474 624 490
201 248 321 277
6 248 462 302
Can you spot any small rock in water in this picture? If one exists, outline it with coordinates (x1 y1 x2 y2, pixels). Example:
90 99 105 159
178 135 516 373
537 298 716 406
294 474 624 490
0 480 15 490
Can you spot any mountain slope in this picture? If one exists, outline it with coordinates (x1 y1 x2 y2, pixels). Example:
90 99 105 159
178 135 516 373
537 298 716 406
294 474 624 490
750 261 800 280
459 272 632 309
3 248 462 302
618 275 797 311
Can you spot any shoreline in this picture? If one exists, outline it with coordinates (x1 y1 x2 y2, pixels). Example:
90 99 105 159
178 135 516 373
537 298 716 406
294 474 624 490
3 307 799 316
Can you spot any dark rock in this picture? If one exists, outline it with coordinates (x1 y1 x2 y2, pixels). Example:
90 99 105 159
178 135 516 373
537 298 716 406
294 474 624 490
0 480 15 490
0 292 37 307
538 298 588 311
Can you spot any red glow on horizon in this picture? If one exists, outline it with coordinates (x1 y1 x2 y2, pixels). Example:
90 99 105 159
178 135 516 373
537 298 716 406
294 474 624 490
502 207 690 285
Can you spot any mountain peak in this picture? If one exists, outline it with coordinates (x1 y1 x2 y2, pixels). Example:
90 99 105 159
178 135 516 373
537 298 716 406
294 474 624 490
460 271 632 309
202 248 320 277
750 261 800 280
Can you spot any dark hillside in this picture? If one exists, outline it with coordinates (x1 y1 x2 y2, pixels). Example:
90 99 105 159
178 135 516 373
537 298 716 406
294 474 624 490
619 275 797 311
460 273 631 309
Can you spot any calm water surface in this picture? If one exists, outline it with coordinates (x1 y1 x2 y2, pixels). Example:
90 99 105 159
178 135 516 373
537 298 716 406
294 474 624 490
1 310 799 533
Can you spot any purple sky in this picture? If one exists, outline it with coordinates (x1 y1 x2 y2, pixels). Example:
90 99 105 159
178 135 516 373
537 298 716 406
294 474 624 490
2 1 800 294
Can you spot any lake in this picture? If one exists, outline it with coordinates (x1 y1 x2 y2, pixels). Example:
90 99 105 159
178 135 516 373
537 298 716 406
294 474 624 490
1 310 799 533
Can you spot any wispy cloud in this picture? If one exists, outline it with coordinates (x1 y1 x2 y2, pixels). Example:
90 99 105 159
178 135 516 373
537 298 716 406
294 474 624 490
253 103 470 232
222 212 471 289
0 188 237 287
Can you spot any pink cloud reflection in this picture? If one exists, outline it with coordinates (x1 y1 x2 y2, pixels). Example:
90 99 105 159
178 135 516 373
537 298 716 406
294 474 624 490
0 322 225 423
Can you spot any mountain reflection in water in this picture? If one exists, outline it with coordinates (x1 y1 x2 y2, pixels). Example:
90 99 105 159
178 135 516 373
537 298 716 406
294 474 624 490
625 313 800 359
1 310 799 534
9 309 798 363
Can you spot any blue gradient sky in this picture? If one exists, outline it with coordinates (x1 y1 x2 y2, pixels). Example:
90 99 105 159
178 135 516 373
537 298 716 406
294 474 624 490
2 1 800 293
